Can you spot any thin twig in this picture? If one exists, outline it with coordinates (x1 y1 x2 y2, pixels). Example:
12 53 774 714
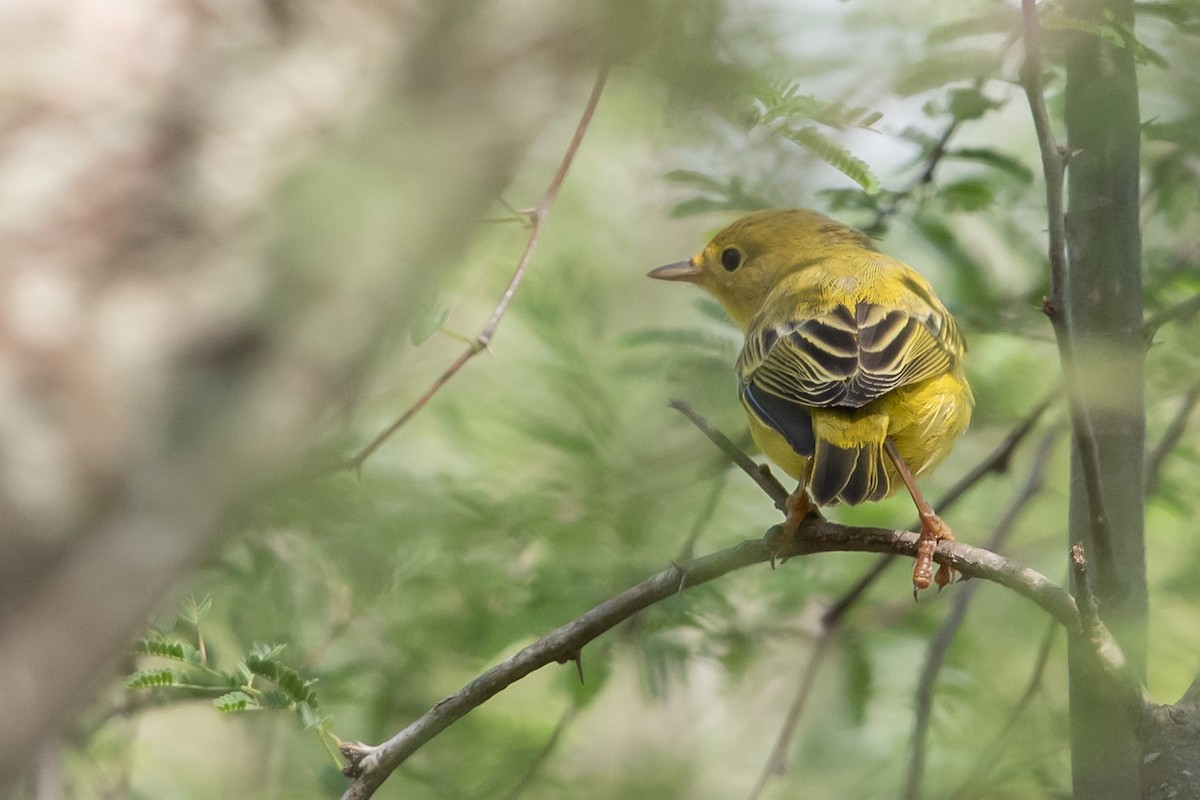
1020 0 1115 575
669 399 790 511
1144 382 1200 497
345 68 610 471
1067 544 1145 717
745 633 835 800
903 430 1058 800
677 464 732 564
1144 292 1200 342
501 705 578 800
944 615 1059 800
866 118 962 234
339 520 1099 800
865 35 1020 236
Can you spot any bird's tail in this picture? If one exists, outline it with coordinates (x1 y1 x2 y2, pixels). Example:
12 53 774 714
809 411 894 506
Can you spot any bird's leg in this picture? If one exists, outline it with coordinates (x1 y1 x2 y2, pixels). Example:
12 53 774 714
764 463 815 569
883 438 955 594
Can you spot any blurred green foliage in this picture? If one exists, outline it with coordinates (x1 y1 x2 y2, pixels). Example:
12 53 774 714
62 0 1200 798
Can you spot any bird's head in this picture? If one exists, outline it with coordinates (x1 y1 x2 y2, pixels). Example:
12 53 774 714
648 208 875 330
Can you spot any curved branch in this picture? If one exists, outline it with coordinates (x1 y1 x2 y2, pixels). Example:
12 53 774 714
345 67 610 470
339 518 1090 799
746 392 1057 800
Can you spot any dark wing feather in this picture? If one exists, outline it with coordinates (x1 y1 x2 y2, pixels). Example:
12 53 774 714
740 300 959 411
739 293 961 506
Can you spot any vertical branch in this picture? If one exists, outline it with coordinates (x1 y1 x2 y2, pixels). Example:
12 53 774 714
1023 0 1148 797
1020 0 1115 574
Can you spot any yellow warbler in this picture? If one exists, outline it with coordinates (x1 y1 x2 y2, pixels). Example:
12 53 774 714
650 209 973 592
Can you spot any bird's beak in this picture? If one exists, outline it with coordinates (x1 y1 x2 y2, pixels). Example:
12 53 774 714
647 258 703 283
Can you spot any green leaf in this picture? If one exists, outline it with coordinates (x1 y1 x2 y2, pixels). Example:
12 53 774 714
1136 2 1200 32
670 196 760 218
778 126 880 194
665 173 769 218
296 700 325 729
245 649 318 707
134 638 202 665
926 7 1019 44
126 668 175 689
410 302 450 347
663 169 728 193
1143 117 1200 150
895 51 1001 96
912 216 992 305
944 148 1034 183
1042 13 1169 67
946 87 1003 121
752 83 883 131
841 634 873 726
214 691 256 712
937 177 996 212
181 594 212 626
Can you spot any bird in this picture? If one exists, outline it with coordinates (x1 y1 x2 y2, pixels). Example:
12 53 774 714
649 208 973 593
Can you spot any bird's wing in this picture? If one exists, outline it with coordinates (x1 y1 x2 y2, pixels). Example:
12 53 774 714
736 266 963 506
738 276 963 412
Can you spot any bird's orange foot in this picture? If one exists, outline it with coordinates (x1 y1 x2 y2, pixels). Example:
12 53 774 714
765 489 814 569
912 511 955 597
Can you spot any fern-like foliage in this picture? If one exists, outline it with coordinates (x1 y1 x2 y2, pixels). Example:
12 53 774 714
775 126 881 194
125 599 341 767
743 82 883 194
125 668 176 689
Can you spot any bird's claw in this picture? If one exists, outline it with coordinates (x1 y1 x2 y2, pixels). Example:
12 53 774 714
912 512 955 596
764 523 792 569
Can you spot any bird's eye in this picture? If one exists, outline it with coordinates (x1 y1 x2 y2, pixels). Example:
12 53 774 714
720 247 742 272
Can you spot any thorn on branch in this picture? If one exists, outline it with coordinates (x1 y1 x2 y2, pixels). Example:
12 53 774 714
1041 296 1057 319
670 560 690 594
574 654 585 685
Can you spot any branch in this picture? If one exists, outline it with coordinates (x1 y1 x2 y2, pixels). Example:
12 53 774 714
745 633 834 800
1070 543 1149 717
1144 382 1200 497
345 67 610 471
904 430 1058 800
945 615 1059 800
1144 292 1200 342
1020 0 1116 574
339 519 1089 799
669 400 790 512
742 394 1055 800
500 705 577 800
866 116 962 235
676 462 732 563
820 390 1057 629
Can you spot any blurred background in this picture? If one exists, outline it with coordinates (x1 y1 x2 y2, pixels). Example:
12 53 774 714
1 0 1197 798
